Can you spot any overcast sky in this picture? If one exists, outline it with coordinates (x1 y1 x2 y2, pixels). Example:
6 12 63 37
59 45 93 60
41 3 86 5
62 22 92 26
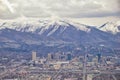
0 0 120 20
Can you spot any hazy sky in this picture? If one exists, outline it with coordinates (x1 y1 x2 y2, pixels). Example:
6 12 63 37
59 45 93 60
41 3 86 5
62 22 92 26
0 0 120 19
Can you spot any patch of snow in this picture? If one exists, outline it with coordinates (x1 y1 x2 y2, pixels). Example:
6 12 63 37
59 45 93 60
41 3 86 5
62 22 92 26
99 21 120 34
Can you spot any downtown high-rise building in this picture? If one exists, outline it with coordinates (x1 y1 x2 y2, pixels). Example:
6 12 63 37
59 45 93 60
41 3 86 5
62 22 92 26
47 53 54 60
32 51 37 61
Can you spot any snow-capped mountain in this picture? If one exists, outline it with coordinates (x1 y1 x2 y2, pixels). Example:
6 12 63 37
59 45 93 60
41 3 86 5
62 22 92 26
0 19 120 54
0 19 91 35
99 21 120 34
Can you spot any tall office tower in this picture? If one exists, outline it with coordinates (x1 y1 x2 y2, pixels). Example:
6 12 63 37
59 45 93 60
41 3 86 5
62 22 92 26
32 51 37 61
55 53 60 60
97 53 101 63
66 53 72 61
60 55 65 61
48 53 54 60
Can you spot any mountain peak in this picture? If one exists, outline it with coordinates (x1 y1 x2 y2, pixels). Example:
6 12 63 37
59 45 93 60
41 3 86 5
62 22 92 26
99 21 120 34
0 19 92 36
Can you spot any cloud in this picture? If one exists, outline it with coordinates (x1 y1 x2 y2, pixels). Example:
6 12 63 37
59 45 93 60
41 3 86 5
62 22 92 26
1 0 15 13
117 0 120 9
0 0 120 19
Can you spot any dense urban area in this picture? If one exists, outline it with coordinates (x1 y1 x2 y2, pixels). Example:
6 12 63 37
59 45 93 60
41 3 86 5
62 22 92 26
0 46 120 80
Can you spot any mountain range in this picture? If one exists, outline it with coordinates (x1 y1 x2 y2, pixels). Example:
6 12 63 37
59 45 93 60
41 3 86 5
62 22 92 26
0 19 120 54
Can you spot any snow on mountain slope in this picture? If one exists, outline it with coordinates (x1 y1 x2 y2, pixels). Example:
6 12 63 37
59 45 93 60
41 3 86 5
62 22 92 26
0 19 91 36
0 19 120 48
99 21 120 34
0 20 44 32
